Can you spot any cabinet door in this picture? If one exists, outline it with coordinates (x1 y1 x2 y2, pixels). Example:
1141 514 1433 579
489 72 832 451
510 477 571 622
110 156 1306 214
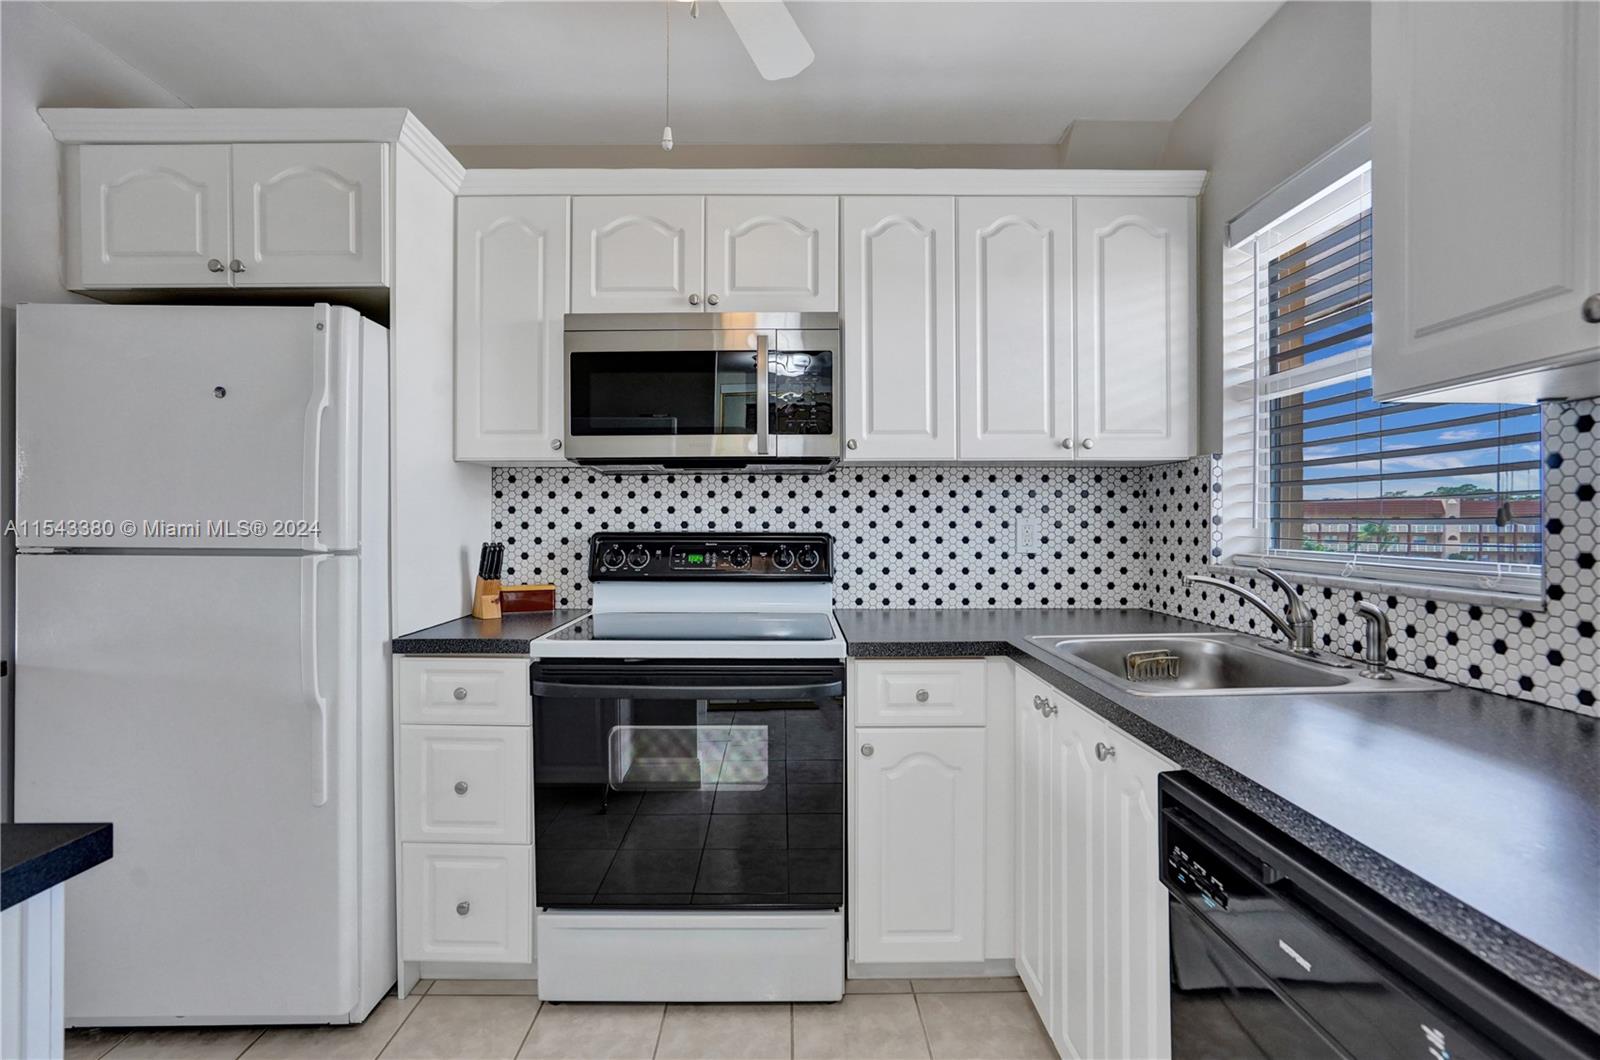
1093 729 1173 1060
1012 670 1056 1028
70 144 232 288
571 196 704 312
1372 1 1600 401
1052 692 1103 1060
841 197 958 461
853 727 986 964
705 196 838 312
1074 197 1194 460
230 143 389 287
455 196 569 462
957 198 1075 460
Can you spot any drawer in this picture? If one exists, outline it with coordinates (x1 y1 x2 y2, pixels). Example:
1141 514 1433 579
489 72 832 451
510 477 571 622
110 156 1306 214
398 657 529 725
400 725 531 844
853 660 986 726
401 843 533 963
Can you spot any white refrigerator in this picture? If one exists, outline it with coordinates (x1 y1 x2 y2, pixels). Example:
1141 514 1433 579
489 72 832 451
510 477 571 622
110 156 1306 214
13 303 396 1026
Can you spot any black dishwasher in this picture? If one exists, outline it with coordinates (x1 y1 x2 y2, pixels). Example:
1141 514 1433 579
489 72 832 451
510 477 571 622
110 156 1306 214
1159 773 1600 1060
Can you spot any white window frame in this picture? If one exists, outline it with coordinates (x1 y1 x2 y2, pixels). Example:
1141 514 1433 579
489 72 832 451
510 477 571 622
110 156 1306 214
1219 150 1544 603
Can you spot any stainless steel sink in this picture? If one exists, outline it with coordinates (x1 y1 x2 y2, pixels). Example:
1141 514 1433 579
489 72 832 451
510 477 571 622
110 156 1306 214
1027 632 1443 697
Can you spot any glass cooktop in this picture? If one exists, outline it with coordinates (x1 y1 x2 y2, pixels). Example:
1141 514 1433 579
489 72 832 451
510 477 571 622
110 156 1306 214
548 612 838 643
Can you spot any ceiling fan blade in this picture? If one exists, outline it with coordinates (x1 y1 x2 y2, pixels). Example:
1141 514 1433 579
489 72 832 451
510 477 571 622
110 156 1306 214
719 0 815 81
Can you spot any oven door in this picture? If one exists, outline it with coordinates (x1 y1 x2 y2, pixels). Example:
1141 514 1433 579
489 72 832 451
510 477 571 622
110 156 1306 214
530 660 845 911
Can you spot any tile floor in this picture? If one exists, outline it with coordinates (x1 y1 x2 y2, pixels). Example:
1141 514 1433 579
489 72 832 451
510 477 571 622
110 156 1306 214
66 977 1056 1060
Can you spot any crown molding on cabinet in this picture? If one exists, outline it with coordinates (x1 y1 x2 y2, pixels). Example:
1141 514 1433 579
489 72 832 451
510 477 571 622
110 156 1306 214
456 168 1208 197
39 108 464 192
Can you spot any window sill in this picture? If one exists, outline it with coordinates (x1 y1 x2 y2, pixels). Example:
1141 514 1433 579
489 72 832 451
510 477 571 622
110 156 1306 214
1210 559 1546 612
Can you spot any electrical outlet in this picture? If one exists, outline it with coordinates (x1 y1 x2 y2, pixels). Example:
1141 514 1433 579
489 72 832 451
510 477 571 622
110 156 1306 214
1015 514 1043 557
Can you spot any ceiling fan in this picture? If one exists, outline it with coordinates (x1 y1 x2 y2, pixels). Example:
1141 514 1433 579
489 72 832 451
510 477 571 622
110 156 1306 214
682 0 816 80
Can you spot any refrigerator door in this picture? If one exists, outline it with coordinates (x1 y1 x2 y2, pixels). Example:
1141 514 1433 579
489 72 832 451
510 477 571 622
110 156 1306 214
15 303 361 552
14 553 363 1023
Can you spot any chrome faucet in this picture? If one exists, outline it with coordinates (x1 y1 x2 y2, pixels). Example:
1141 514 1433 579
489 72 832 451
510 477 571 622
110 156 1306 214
1183 566 1317 656
1354 600 1394 680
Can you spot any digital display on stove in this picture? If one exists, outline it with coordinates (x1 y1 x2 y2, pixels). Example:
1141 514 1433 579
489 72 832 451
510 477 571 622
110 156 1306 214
684 553 706 565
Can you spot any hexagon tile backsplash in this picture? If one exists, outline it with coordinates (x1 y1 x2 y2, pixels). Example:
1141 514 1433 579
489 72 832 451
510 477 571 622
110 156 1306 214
491 398 1596 716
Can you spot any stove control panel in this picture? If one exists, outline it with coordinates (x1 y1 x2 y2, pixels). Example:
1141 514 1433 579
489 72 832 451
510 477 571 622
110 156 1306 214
589 533 833 580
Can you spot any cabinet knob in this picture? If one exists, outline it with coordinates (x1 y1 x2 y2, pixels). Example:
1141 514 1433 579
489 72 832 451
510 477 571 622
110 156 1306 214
453 686 468 701
846 439 858 450
454 780 469 796
1584 294 1600 324
1061 438 1073 450
915 688 930 703
1031 694 1044 711
1081 438 1095 450
456 901 471 917
707 293 720 306
860 743 875 758
551 439 563 451
206 258 226 274
1095 741 1116 762
1041 701 1058 717
229 259 246 274
688 293 701 306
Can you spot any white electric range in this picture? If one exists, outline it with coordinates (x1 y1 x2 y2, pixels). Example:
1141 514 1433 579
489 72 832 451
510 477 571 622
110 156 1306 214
529 532 846 1002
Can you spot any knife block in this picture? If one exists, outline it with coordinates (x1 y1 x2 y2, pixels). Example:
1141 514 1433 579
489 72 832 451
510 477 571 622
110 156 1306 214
471 577 502 620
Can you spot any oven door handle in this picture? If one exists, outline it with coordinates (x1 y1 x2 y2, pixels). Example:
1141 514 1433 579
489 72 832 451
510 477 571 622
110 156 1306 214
531 679 843 701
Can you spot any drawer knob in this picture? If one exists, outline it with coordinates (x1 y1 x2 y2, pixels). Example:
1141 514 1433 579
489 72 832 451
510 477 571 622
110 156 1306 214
1041 701 1058 718
456 900 471 917
454 780 469 796
915 688 930 703
1032 694 1045 711
453 686 468 701
1095 741 1116 762
860 743 874 758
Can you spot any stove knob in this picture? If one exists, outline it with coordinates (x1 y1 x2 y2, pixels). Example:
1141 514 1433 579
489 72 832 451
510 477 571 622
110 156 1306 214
797 546 821 571
626 547 651 570
772 546 796 570
601 545 627 570
728 546 751 568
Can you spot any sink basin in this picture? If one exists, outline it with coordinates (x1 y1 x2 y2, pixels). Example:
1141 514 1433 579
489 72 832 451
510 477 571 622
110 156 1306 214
1027 632 1442 697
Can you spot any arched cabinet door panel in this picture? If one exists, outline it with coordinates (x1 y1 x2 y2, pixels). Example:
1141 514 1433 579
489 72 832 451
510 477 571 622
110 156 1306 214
705 196 838 312
71 144 233 288
571 196 704 313
231 142 389 287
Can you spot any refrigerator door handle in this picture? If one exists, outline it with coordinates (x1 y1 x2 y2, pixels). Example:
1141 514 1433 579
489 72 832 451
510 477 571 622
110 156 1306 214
302 312 333 552
301 555 331 806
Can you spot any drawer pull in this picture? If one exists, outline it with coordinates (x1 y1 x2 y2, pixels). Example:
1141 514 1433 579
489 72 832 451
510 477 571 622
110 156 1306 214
453 686 468 701
1095 741 1116 762
454 780 470 796
915 688 930 703
860 743 874 758
456 900 471 917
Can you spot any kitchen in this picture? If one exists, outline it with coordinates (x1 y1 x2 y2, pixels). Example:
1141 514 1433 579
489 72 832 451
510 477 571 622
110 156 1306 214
0 2 1596 1059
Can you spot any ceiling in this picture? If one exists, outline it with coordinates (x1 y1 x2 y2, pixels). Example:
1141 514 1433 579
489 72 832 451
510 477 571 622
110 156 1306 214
47 1 1280 147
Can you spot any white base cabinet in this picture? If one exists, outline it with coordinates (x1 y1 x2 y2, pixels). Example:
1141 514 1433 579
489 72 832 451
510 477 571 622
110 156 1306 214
1016 666 1173 1060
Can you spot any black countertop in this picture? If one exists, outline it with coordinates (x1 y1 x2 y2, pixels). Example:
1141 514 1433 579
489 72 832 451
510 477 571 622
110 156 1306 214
2 823 113 910
393 610 586 654
835 607 1600 1035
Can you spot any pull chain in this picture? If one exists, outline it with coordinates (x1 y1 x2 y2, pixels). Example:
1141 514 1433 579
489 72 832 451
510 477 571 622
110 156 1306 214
662 0 674 150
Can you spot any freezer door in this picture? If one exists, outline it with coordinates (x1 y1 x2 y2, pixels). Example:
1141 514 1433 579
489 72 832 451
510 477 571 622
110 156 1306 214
14 303 363 551
14 553 365 1023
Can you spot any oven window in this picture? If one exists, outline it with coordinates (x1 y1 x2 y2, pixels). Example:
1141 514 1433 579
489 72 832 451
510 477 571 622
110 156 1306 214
569 350 758 436
533 692 844 910
771 350 833 436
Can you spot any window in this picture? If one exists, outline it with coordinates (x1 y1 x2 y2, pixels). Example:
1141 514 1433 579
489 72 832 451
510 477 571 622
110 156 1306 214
1221 160 1542 595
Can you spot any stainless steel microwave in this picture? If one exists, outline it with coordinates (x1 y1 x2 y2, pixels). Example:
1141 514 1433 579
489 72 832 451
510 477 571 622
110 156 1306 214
563 312 840 471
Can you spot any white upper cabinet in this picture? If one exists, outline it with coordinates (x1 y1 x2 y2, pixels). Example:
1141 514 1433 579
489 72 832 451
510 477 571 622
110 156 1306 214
705 196 838 312
1073 197 1194 460
1372 1 1600 401
841 197 957 461
455 196 569 463
70 144 233 288
66 142 389 290
957 198 1076 461
230 143 388 287
571 196 706 313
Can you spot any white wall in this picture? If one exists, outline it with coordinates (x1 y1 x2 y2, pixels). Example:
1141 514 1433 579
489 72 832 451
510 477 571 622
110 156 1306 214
1160 1 1372 451
0 2 183 820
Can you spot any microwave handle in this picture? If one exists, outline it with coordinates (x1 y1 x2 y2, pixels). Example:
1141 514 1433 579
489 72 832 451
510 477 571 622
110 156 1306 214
756 333 771 456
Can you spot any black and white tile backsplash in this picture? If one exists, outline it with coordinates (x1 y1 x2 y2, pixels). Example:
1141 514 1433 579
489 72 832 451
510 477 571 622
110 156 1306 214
491 398 1596 716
